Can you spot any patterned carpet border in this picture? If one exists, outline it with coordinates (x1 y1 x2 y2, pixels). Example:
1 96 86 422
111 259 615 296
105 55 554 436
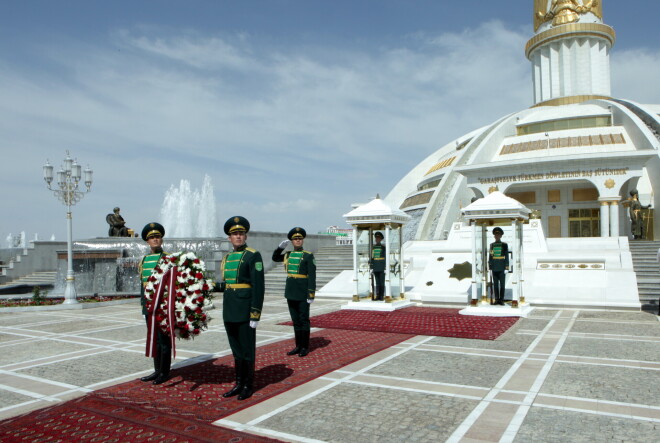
0 329 412 441
0 395 279 443
280 307 519 340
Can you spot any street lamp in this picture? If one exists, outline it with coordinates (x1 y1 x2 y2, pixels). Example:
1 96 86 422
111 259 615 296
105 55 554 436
43 151 93 304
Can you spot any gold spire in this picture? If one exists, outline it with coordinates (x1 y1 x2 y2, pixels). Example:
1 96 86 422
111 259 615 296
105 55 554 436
534 0 603 32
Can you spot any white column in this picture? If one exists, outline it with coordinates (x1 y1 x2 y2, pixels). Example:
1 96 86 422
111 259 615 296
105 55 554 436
610 200 620 237
518 221 526 305
398 227 405 300
599 200 610 237
63 210 78 304
470 221 477 305
384 225 392 302
480 224 488 305
511 219 519 307
352 226 359 302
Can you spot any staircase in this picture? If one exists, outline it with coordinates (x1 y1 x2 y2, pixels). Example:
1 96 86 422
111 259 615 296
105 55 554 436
629 240 660 313
0 271 57 293
265 245 353 296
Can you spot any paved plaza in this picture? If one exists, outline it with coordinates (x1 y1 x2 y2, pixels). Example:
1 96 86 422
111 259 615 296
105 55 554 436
0 295 659 442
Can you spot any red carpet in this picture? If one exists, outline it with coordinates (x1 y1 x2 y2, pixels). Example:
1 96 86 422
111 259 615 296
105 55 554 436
0 395 279 442
0 329 412 441
281 307 519 340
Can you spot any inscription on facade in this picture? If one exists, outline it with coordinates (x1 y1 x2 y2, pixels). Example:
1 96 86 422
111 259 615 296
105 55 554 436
478 167 629 185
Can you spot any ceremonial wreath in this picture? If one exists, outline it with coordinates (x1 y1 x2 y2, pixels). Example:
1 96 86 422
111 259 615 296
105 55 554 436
144 252 214 340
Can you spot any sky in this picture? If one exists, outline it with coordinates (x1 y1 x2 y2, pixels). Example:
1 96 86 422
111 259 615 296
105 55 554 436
1 0 659 243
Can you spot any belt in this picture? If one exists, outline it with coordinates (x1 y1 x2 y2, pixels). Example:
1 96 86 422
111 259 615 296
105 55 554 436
287 274 308 279
373 258 385 260
226 283 252 289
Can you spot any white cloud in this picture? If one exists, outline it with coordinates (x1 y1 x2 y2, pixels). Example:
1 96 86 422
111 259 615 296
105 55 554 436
611 48 660 104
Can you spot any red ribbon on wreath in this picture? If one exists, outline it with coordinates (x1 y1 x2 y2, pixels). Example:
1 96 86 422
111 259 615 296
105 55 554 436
146 266 178 359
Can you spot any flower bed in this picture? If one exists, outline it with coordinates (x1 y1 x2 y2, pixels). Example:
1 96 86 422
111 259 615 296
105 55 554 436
0 295 139 308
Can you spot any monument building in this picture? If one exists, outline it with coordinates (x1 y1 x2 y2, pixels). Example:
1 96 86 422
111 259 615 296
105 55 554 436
387 0 659 243
321 1 659 309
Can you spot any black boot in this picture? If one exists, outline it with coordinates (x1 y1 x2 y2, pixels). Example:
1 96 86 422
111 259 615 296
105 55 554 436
287 330 302 355
140 371 159 382
152 349 171 385
238 360 254 400
223 359 244 398
141 350 161 382
298 330 310 357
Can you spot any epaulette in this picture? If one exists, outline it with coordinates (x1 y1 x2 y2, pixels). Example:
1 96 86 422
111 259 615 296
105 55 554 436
303 250 312 254
246 247 257 253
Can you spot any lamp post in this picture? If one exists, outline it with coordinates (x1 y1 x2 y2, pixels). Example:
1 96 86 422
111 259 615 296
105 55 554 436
43 151 93 304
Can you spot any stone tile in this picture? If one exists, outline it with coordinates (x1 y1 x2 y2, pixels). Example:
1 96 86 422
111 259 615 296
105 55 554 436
171 330 230 355
515 318 551 331
514 407 659 443
629 405 660 420
540 362 660 406
577 311 657 322
0 312 70 327
534 394 566 408
0 389 36 407
0 334 32 345
0 339 96 367
1 372 75 395
559 336 660 362
80 324 150 343
258 383 478 443
570 321 660 337
17 350 153 387
495 391 526 403
25 319 109 334
424 333 536 353
368 349 515 388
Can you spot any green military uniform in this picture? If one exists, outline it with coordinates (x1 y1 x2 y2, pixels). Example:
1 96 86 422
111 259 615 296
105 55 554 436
221 244 265 359
219 216 264 401
272 227 316 356
370 232 386 300
488 227 509 305
138 222 172 384
629 190 650 239
140 251 165 315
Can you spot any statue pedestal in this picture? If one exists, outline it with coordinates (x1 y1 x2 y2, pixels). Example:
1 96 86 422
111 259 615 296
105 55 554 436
341 299 416 312
459 304 534 318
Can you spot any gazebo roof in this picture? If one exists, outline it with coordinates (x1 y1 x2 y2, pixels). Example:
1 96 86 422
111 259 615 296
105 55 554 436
343 196 410 227
461 191 531 221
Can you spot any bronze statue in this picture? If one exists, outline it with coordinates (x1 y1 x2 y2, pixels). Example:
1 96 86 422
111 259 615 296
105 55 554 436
106 207 131 237
628 190 651 240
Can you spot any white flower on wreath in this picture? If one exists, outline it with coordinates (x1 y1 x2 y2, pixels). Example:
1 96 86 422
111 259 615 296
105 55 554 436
143 251 215 340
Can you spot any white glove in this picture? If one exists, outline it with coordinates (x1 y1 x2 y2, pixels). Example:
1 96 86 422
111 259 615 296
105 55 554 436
504 269 509 274
249 320 259 328
307 298 314 304
278 239 290 249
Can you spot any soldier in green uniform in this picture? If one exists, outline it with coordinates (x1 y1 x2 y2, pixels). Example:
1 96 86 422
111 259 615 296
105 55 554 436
138 222 172 385
370 231 386 301
629 189 651 239
219 216 265 401
272 227 316 357
488 227 509 306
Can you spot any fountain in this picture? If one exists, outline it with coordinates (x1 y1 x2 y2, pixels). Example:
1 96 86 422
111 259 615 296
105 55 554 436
160 175 218 238
49 175 224 296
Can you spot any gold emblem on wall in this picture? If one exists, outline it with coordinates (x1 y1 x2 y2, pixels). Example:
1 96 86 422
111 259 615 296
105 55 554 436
488 185 499 194
604 178 615 189
447 262 472 281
